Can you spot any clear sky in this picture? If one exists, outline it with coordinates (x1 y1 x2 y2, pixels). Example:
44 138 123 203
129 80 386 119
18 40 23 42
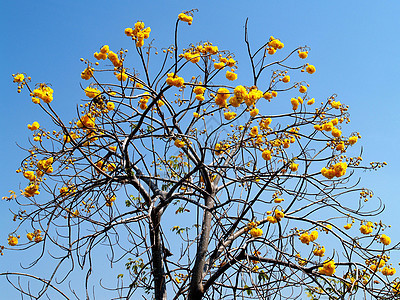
1 0 400 298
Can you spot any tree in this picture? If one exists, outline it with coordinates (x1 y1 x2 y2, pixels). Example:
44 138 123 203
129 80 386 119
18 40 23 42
3 10 399 299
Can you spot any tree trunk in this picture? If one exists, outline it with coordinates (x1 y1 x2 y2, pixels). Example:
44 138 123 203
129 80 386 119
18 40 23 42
188 195 214 300
150 210 167 300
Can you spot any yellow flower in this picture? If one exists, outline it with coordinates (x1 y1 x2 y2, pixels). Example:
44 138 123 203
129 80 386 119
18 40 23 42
250 108 259 117
299 232 311 245
380 234 391 246
77 113 96 129
275 209 284 221
331 101 341 109
8 236 18 246
333 162 347 177
274 198 284 203
319 260 336 276
282 75 290 83
344 223 352 230
226 70 237 81
107 163 116 172
27 233 34 241
298 50 308 59
322 122 333 131
360 224 373 235
306 65 316 74
178 12 193 25
193 85 206 95
224 111 237 120
313 246 325 257
289 163 299 172
250 126 258 137
307 98 315 105
348 136 358 145
234 85 247 100
262 149 271 161
84 87 101 99
166 73 185 87
27 121 40 131
23 171 36 181
33 84 54 103
214 62 225 69
249 227 263 238
116 70 128 81
81 67 94 80
107 102 115 110
291 98 299 110
268 36 284 50
299 85 307 93
13 73 25 83
193 112 199 118
310 231 318 242
23 184 40 197
332 128 342 138
105 195 116 207
174 139 185 148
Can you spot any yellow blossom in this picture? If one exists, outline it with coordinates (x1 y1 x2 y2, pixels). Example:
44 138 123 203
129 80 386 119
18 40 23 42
8 236 18 246
27 121 40 131
306 65 316 74
174 139 185 148
178 12 193 25
249 227 263 238
319 260 336 276
299 85 307 93
107 102 115 110
380 234 391 246
226 70 237 81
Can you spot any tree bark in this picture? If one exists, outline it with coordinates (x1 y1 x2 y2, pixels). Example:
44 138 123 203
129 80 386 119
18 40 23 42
188 195 214 300
150 210 167 300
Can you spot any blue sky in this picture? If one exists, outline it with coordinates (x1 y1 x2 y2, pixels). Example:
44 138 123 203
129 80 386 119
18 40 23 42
1 0 400 298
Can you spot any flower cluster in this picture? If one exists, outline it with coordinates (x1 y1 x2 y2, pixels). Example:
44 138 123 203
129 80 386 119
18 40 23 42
225 70 237 81
183 50 201 63
107 50 123 67
215 88 230 107
266 209 285 224
139 93 150 110
298 50 308 59
26 229 42 243
319 259 336 276
105 195 116 207
360 221 374 235
27 121 40 131
84 86 101 99
267 36 284 55
313 246 326 257
380 234 391 246
93 45 108 60
321 162 348 179
193 84 206 101
124 21 151 47
174 139 186 148
7 235 18 246
81 66 94 80
178 12 193 25
166 73 185 87
32 84 54 104
299 231 318 245
77 113 96 129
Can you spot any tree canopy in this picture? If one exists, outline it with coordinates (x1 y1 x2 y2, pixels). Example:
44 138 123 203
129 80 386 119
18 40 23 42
3 10 400 300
